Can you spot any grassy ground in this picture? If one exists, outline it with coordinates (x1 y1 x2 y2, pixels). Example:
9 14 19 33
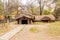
46 21 60 36
0 23 10 36
29 27 40 33
34 22 45 25
10 21 60 40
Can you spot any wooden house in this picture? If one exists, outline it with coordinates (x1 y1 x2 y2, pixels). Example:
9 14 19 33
15 14 55 24
15 13 35 24
35 15 55 22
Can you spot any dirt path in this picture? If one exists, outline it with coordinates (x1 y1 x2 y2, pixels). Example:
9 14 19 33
0 25 24 40
10 23 60 40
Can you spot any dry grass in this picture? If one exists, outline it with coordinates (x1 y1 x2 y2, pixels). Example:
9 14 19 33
47 21 60 36
0 23 10 35
34 22 43 24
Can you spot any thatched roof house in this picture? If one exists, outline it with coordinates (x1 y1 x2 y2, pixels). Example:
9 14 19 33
14 7 55 24
35 15 55 22
15 13 35 24
15 13 55 24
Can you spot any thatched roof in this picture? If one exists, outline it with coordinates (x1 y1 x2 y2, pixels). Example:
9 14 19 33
35 15 55 21
15 12 55 21
15 13 35 19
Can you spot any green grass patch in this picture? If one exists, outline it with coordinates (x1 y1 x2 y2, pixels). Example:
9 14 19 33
47 21 60 36
29 27 40 33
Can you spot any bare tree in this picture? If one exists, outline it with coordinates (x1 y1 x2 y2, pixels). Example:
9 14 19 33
0 0 5 25
0 0 4 15
26 0 37 14
37 0 47 15
37 0 54 15
4 0 19 22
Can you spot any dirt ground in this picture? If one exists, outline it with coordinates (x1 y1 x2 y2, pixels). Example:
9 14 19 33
10 24 60 40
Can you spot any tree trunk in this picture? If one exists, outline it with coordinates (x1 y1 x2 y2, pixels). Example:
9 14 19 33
39 0 42 15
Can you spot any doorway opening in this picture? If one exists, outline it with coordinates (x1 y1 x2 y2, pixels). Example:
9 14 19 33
21 20 28 24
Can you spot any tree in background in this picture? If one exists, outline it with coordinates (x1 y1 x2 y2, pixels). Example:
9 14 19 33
0 0 56 21
0 0 5 25
37 0 47 15
26 0 38 15
37 0 54 15
4 0 20 22
53 0 60 19
0 0 4 15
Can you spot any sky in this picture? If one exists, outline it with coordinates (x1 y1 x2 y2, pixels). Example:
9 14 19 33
21 0 26 5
